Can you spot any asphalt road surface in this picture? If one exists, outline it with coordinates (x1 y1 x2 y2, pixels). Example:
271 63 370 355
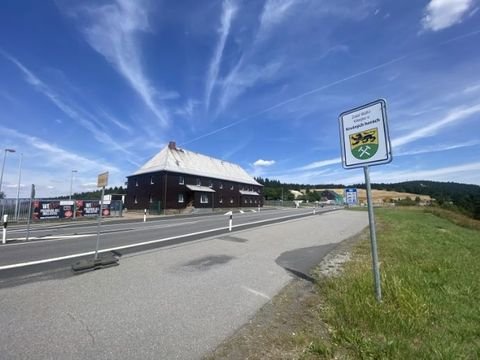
0 210 368 360
0 207 337 282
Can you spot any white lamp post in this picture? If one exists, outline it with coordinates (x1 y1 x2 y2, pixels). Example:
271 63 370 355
14 153 23 220
0 148 16 196
69 170 77 200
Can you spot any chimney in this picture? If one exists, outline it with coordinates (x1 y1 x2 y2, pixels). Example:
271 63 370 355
168 141 176 150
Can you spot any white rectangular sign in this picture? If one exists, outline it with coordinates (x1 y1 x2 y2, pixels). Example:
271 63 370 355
339 99 392 168
344 188 358 205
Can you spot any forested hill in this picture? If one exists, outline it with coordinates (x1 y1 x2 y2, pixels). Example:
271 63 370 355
255 178 480 218
366 181 480 204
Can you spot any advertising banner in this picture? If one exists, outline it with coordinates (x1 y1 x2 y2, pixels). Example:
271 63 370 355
32 200 111 220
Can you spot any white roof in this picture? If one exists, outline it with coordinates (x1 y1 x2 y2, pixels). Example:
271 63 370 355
132 144 262 186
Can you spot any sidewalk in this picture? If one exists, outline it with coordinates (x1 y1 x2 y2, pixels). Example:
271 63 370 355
0 210 367 360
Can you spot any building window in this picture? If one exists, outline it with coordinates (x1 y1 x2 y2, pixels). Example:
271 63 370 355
230 198 234 204
200 194 208 204
135 179 138 187
250 199 253 204
219 182 223 189
196 178 201 186
150 176 154 184
179 176 184 185
149 194 153 203
178 193 184 203
230 184 234 190
219 196 223 204
209 180 213 188
244 198 248 204
134 195 138 204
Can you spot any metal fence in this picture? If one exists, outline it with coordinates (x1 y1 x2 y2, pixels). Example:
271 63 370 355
0 198 123 223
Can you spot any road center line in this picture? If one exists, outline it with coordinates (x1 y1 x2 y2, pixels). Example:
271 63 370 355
0 210 320 270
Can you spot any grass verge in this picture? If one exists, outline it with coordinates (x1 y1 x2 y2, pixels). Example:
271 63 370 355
314 208 480 359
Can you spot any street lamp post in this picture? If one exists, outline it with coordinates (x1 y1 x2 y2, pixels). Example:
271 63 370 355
14 153 23 221
0 148 16 196
69 170 77 200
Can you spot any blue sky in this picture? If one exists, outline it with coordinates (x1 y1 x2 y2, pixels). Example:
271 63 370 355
1 0 480 198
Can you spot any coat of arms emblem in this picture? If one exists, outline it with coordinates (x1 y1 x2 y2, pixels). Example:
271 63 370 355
349 128 378 160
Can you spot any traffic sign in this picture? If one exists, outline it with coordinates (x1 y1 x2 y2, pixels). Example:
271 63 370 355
344 188 358 205
97 172 109 188
339 99 392 169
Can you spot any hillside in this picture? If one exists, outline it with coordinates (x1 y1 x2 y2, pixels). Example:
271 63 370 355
256 178 480 218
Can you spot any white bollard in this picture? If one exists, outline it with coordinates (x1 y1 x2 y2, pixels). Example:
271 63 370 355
143 209 147 222
313 208 316 215
2 214 8 244
229 214 232 232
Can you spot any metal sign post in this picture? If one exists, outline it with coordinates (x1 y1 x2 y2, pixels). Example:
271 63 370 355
72 172 119 273
94 172 108 261
364 166 381 301
339 99 392 302
26 184 34 241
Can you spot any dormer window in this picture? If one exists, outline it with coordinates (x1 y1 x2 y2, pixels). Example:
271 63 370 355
150 176 154 184
179 176 184 185
196 178 201 186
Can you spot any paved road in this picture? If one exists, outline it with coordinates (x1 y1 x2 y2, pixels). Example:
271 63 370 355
0 210 368 360
0 207 334 271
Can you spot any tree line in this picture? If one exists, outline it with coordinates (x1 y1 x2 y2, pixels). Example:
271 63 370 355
255 178 480 219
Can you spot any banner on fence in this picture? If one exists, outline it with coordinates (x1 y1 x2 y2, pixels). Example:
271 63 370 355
32 200 112 220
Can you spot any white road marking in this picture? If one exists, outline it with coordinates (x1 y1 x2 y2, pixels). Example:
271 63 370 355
2 220 201 246
0 210 324 270
7 234 93 242
241 286 271 300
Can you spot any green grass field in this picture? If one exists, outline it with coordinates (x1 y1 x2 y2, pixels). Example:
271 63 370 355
312 208 480 359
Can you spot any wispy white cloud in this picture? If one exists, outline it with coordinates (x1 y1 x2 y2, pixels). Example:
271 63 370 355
392 103 480 148
396 140 480 156
0 126 119 173
205 0 237 111
2 52 134 157
296 158 341 171
257 0 296 42
422 0 474 31
99 109 132 133
217 60 283 114
463 83 480 93
214 0 296 115
74 0 174 127
253 159 276 167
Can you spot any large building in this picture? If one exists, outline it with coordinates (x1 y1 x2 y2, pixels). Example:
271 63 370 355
125 142 263 211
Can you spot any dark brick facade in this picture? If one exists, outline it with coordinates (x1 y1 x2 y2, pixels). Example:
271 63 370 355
125 171 263 210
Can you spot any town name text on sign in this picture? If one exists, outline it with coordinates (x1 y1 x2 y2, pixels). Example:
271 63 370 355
339 99 392 169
